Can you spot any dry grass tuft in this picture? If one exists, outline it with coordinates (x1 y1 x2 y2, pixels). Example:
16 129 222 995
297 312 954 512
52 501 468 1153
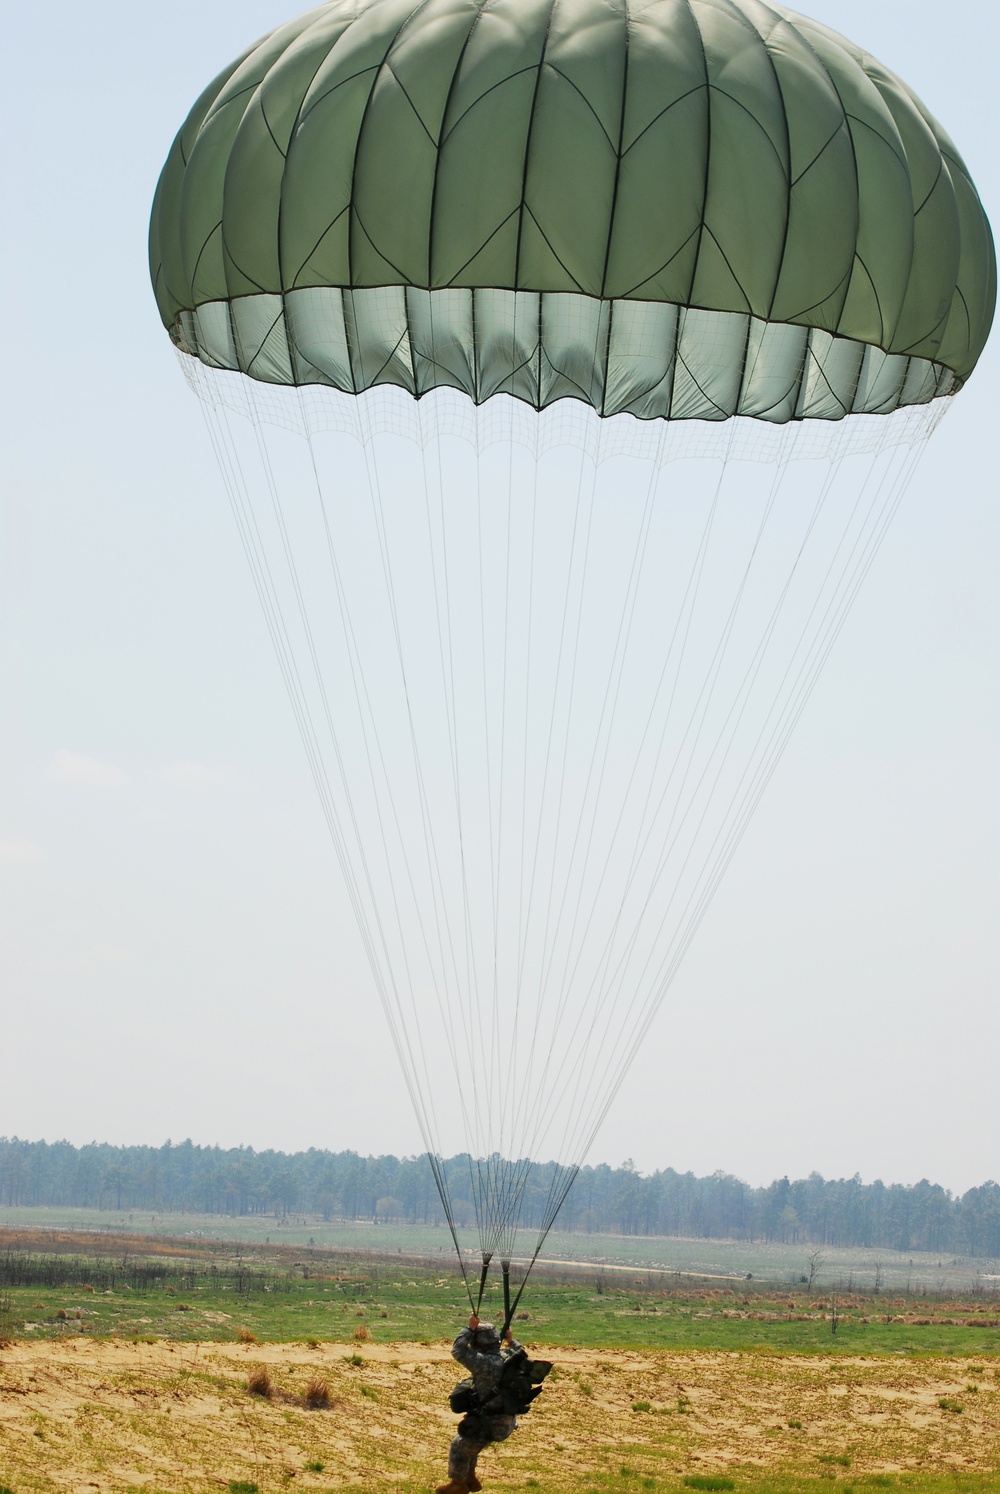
303 1375 332 1410
236 1326 258 1344
246 1365 274 1399
353 1324 371 1342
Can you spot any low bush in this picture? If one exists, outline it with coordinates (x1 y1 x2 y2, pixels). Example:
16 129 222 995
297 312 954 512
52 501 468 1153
247 1366 274 1399
303 1376 332 1409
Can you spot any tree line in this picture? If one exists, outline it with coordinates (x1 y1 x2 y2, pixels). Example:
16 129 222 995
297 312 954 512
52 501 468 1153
1 1137 997 1259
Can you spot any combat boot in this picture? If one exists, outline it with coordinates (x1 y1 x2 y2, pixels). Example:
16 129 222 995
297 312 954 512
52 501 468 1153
467 1476 483 1491
435 1482 469 1494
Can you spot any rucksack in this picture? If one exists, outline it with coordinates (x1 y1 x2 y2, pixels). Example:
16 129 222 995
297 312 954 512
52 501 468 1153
449 1348 553 1425
495 1346 553 1416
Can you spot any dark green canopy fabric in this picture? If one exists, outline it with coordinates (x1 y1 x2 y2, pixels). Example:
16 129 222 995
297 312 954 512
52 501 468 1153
150 0 995 421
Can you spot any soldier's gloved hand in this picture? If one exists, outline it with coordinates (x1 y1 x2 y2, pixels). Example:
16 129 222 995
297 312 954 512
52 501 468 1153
468 1313 480 1331
503 1327 513 1345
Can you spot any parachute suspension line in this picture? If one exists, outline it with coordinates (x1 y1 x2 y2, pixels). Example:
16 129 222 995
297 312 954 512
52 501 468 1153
538 455 815 1171
358 404 477 1114
495 303 611 1255
507 444 600 1193
514 427 733 1178
541 444 850 1172
538 441 799 1150
548 430 933 1179
423 440 499 1265
298 413 469 1172
497 423 602 1260
491 430 542 1262
347 404 487 1278
511 424 914 1201
516 426 671 1171
418 397 484 1193
486 410 516 1243
200 390 474 1301
416 302 498 1262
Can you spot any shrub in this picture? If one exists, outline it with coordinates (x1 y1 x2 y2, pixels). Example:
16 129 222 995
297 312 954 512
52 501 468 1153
237 1326 258 1344
682 1479 735 1492
353 1324 371 1342
303 1376 332 1409
304 1460 325 1473
938 1397 963 1413
247 1366 274 1399
631 1401 652 1413
228 1484 259 1494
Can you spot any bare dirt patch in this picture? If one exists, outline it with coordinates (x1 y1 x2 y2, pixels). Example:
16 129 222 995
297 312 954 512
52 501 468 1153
0 1338 998 1492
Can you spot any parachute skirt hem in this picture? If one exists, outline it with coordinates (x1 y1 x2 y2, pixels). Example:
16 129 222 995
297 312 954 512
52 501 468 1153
172 287 956 428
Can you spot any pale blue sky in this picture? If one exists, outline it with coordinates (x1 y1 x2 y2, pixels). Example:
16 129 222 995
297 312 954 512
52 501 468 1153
1 0 997 1193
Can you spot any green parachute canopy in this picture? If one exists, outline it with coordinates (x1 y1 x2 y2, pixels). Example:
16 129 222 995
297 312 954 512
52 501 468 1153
150 0 994 422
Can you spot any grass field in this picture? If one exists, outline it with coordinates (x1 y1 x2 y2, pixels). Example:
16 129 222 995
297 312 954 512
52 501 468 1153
1 1207 996 1295
1 1226 998 1494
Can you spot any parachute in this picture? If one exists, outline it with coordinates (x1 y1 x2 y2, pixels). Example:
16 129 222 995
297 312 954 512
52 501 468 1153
151 0 994 1321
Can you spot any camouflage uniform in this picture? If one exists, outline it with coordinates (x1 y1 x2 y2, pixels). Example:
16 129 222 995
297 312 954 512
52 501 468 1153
447 1325 522 1484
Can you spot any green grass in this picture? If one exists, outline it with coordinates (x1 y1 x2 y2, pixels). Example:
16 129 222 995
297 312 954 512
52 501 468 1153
4 1265 1000 1356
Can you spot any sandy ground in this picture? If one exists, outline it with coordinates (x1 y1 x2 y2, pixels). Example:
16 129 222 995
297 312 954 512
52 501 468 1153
1 1337 998 1492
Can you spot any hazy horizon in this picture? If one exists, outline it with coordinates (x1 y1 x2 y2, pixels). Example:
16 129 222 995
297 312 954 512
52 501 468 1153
2 1129 995 1199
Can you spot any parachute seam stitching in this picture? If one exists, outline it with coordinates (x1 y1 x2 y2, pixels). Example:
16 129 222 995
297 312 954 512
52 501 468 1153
513 0 559 291
545 65 618 152
428 0 488 287
347 0 439 290
682 0 713 311
597 0 631 309
619 227 701 302
522 205 585 295
384 63 439 146
789 121 846 189
278 35 345 297
291 206 351 290
618 84 706 160
444 208 522 290
777 20 863 345
296 65 381 129
912 154 944 218
438 66 539 147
